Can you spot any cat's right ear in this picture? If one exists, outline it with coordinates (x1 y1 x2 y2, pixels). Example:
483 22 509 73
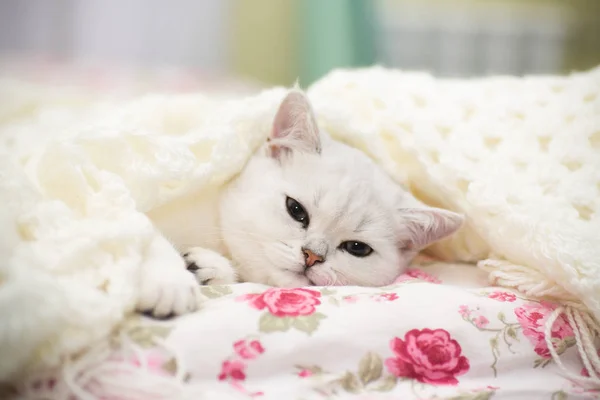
268 90 321 160
396 207 464 251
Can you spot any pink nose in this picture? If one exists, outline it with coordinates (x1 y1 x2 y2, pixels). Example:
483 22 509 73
303 249 324 268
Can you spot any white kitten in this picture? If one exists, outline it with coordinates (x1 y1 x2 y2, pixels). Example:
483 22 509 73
179 90 463 288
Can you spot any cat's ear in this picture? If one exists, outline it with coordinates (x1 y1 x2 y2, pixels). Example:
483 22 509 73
268 90 321 160
397 207 464 251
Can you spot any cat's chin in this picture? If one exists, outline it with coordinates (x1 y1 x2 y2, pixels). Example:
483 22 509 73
277 269 334 288
269 271 313 288
304 268 342 287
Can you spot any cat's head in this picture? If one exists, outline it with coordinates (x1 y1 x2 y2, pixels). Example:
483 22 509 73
219 90 463 287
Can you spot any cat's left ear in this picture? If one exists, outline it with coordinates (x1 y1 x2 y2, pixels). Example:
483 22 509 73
268 90 321 160
397 207 464 251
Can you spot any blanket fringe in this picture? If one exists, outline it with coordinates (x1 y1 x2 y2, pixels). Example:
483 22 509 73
479 258 600 389
546 306 600 389
478 259 578 301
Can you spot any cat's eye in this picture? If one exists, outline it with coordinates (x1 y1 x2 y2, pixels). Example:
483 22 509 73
340 241 373 257
285 196 309 228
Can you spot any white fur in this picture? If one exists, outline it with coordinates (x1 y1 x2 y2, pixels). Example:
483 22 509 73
219 138 455 287
136 233 202 317
178 91 463 288
184 247 238 285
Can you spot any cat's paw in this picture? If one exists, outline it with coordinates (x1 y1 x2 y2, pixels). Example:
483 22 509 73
184 247 238 285
137 263 203 318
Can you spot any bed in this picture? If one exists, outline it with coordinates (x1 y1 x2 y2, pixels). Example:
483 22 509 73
17 258 595 399
1 60 599 400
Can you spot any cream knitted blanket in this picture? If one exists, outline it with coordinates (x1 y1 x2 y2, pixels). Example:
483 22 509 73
0 67 598 385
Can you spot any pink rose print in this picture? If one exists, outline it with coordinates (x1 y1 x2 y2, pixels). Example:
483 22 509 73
128 350 169 375
458 305 492 330
106 349 170 377
394 269 441 284
218 360 247 381
343 295 359 303
514 302 574 358
233 339 265 360
244 288 321 317
458 305 470 318
488 291 517 302
219 336 266 396
474 315 490 328
374 293 399 302
298 369 313 378
385 328 470 385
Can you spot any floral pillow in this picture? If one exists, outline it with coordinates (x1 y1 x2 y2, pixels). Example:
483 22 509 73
19 264 598 400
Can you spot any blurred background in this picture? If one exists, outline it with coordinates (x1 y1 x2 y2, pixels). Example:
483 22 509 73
0 0 599 93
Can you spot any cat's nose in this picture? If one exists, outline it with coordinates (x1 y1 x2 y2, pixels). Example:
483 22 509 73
302 248 324 268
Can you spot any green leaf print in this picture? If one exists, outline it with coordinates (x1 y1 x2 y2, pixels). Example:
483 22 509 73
448 392 495 400
551 390 568 400
162 358 178 374
319 288 337 296
200 285 232 299
125 323 172 348
338 371 361 393
506 326 518 340
328 297 340 306
292 313 326 335
358 352 383 385
258 313 292 333
373 375 397 392
298 351 400 395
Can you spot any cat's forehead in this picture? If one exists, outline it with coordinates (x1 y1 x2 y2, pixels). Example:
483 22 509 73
282 149 398 233
285 144 377 181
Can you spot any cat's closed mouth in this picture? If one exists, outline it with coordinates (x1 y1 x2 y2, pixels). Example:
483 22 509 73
283 267 316 286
